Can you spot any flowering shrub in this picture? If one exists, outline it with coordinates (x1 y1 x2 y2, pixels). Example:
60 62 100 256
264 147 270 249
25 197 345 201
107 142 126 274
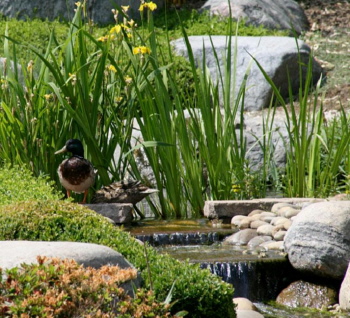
0 256 174 318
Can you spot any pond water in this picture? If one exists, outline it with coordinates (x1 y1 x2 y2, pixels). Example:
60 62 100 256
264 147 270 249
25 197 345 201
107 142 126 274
126 218 347 317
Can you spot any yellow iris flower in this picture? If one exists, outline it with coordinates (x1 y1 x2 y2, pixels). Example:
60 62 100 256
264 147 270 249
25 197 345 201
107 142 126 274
132 46 151 55
139 1 157 12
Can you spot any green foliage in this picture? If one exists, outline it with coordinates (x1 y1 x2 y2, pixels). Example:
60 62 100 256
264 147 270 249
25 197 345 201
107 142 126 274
251 49 350 198
0 17 108 63
0 200 236 318
1 0 347 219
0 164 63 205
154 8 289 38
0 256 175 317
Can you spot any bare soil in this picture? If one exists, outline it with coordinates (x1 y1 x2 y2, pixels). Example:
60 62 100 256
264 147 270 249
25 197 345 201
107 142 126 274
301 0 350 111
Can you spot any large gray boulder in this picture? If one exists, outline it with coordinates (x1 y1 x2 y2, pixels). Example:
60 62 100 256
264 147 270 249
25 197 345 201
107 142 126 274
0 241 141 295
339 262 350 310
284 201 350 280
0 0 164 26
201 0 309 35
172 36 324 111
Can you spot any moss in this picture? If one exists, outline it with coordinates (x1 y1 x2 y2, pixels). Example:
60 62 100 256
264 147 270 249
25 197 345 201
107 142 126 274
0 200 236 318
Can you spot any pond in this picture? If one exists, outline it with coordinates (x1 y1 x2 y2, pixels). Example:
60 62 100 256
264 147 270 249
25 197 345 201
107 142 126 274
126 218 346 318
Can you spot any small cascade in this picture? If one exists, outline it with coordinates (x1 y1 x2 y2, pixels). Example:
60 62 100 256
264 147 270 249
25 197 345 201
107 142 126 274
135 231 220 246
128 219 298 302
201 259 298 301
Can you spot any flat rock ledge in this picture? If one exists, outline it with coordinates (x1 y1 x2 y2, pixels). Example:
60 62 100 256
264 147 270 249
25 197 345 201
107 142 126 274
0 241 141 295
85 203 134 224
204 198 326 220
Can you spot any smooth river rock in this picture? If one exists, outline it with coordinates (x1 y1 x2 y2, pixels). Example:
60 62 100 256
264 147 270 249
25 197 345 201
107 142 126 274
284 201 350 280
276 280 338 309
0 240 141 295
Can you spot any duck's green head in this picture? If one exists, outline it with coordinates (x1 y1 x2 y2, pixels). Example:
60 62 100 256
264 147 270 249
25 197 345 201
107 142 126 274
55 139 84 157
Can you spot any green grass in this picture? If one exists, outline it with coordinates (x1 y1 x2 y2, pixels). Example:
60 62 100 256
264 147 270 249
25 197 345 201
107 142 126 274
0 8 287 64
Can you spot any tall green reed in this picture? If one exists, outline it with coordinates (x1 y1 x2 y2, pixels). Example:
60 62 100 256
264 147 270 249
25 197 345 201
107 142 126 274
251 44 350 197
0 2 136 196
0 0 277 217
3 0 348 218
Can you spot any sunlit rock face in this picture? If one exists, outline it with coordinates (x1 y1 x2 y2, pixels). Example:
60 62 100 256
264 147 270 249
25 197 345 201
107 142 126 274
172 35 324 111
284 201 350 280
276 280 338 309
0 0 165 25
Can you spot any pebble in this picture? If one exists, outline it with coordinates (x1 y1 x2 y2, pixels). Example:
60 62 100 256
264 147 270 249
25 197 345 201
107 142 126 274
250 220 268 229
239 217 254 229
231 215 246 226
248 209 266 216
257 224 274 236
260 240 284 251
248 236 272 248
223 229 257 245
228 202 302 252
273 230 287 241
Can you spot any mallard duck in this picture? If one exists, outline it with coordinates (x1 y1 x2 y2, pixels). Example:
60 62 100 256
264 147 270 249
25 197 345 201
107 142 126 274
55 139 96 204
92 180 158 205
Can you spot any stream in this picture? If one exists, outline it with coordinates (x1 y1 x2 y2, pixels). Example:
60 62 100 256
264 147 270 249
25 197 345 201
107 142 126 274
127 218 348 317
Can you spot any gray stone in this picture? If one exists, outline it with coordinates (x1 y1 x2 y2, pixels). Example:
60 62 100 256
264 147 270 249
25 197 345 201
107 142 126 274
250 213 263 221
204 198 325 219
236 310 264 318
231 215 246 226
171 36 323 111
85 203 134 224
271 216 289 226
239 216 254 229
223 229 257 245
273 230 287 241
260 216 276 223
284 201 350 279
248 209 265 216
250 220 268 229
271 202 296 213
339 262 350 310
271 223 285 236
0 240 141 295
260 211 276 218
276 280 338 309
260 240 284 251
283 219 292 230
0 0 165 26
284 208 301 219
278 206 300 218
247 235 272 248
256 224 274 236
201 0 309 35
233 297 257 311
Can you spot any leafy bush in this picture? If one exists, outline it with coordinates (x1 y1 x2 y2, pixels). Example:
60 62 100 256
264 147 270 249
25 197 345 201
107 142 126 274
154 8 288 38
0 256 174 317
0 200 236 318
0 165 63 205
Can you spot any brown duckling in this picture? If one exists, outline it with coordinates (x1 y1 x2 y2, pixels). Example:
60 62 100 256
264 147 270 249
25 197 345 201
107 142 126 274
92 180 158 205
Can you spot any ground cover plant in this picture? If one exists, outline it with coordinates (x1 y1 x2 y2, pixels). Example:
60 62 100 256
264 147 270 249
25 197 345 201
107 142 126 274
0 0 349 218
0 198 236 318
0 256 175 317
0 164 63 205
